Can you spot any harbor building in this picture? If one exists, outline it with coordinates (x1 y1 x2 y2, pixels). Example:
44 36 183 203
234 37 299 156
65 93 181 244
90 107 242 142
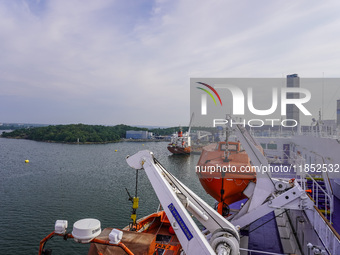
126 130 149 139
286 74 300 127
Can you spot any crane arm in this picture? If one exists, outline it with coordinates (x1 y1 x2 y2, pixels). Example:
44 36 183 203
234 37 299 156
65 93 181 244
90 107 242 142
126 150 239 255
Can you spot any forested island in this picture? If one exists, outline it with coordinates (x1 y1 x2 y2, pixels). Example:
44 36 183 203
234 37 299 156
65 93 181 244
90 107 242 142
0 124 188 144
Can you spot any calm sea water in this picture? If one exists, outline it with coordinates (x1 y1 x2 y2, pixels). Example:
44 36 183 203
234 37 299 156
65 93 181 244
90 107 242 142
0 138 214 254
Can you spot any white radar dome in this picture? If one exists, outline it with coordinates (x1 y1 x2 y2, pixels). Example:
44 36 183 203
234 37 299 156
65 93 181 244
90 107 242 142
72 218 101 243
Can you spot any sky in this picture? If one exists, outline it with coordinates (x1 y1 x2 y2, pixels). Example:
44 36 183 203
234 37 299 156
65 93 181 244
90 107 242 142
1 0 340 127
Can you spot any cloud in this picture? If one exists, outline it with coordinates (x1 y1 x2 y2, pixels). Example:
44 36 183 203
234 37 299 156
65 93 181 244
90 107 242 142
1 0 340 125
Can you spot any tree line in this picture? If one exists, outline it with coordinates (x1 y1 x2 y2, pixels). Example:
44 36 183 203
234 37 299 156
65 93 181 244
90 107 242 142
1 124 187 143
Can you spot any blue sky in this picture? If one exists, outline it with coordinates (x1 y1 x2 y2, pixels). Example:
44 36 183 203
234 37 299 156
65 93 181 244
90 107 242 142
1 0 340 126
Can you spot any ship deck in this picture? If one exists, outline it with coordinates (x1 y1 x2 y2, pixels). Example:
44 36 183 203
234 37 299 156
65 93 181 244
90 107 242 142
332 196 340 235
229 199 284 254
228 182 340 254
270 163 340 236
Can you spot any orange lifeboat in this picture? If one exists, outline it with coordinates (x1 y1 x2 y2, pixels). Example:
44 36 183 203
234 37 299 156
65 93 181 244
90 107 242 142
89 211 182 255
39 211 182 255
196 141 256 216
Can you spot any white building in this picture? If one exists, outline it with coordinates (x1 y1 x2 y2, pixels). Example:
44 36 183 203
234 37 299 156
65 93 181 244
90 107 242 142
126 130 148 139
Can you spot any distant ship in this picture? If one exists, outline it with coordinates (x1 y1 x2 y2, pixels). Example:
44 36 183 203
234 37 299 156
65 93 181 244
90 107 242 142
167 127 191 155
167 113 194 155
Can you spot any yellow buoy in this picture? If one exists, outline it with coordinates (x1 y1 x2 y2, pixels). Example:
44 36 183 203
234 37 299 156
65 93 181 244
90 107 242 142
25 159 29 163
115 150 117 152
142 144 144 146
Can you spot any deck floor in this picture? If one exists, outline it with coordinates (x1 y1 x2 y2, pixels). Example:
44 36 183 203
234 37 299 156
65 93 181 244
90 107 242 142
332 196 340 234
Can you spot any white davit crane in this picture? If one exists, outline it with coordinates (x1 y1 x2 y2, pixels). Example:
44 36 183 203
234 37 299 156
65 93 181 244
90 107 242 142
126 150 240 255
224 116 314 228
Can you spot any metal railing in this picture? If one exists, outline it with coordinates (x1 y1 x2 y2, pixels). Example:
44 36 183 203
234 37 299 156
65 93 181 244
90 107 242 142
252 127 340 139
263 149 295 165
239 248 284 255
296 172 333 224
305 206 340 255
261 148 334 223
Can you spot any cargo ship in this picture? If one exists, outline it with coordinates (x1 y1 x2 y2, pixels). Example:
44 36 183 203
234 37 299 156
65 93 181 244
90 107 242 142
167 127 191 155
167 114 194 155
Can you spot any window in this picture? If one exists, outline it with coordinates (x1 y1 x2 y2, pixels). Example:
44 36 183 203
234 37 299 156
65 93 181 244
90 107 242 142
267 143 277 150
218 143 226 151
227 144 238 151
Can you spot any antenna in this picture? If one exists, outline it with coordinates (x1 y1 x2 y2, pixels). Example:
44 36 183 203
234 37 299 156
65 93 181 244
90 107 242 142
322 72 324 120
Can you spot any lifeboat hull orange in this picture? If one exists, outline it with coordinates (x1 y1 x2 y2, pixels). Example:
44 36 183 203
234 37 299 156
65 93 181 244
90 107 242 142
196 142 256 207
198 176 251 205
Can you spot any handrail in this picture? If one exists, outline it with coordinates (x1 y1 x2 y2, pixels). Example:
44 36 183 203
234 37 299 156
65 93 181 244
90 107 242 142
263 149 295 164
252 128 340 139
304 205 340 255
314 205 340 241
263 146 334 223
308 151 333 196
296 172 333 223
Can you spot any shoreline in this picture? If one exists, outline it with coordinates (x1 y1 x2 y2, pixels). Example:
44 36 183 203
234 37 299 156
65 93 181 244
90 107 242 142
0 136 170 144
